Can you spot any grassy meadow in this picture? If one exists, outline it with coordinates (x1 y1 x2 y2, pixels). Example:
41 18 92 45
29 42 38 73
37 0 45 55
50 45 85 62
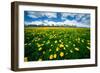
24 27 90 62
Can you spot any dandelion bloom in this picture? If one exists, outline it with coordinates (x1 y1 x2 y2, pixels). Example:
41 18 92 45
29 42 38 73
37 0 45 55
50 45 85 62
49 54 53 59
54 54 57 58
70 50 73 53
43 51 45 54
88 42 90 45
73 44 75 47
59 40 62 42
59 44 64 48
55 40 57 43
60 52 64 57
63 47 66 50
87 46 90 50
65 45 68 47
56 47 59 51
38 58 42 61
38 47 42 51
37 43 41 47
75 48 79 51
81 40 84 43
49 49 52 52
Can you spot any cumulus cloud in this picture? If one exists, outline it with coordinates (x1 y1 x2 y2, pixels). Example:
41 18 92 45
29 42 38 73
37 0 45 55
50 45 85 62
26 11 57 18
24 11 90 27
25 21 43 25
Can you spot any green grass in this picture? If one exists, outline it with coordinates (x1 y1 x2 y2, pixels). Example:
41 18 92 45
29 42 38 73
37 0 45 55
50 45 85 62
24 27 90 62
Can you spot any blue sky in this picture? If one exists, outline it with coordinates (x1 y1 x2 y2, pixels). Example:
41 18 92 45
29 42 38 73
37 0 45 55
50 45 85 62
24 11 90 27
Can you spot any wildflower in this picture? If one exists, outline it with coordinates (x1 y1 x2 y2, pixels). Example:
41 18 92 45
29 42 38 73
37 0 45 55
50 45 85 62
73 44 75 47
75 48 79 51
78 38 80 41
51 44 53 46
87 46 90 50
59 40 62 42
28 43 31 45
56 47 59 51
70 50 73 53
38 58 42 61
88 42 90 45
66 53 68 55
59 44 64 48
87 40 90 42
24 43 27 46
37 43 41 47
81 40 84 43
60 52 64 57
54 54 57 58
49 49 52 52
43 51 45 54
46 40 50 44
55 40 57 43
49 55 53 59
65 45 68 47
43 41 46 43
38 47 42 51
63 47 66 50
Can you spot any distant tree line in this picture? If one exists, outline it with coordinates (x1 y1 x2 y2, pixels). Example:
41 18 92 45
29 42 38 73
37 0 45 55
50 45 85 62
25 24 77 27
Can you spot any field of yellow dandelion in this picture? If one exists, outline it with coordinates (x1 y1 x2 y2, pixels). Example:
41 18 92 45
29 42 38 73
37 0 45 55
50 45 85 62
24 27 90 62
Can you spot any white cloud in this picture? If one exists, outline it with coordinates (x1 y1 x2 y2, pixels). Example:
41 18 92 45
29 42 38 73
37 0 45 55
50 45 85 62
25 11 90 27
27 11 38 18
26 11 56 18
42 12 57 18
25 21 43 25
62 13 75 17
25 19 90 28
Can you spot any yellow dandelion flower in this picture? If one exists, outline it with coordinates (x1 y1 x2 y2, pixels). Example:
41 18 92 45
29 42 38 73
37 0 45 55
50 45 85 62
51 44 53 46
38 47 42 51
87 40 90 42
81 40 84 43
59 40 62 42
41 44 44 46
61 42 63 44
43 41 45 43
75 39 77 41
75 48 79 51
55 40 57 43
28 43 31 45
63 47 66 50
46 40 50 44
38 58 42 61
87 46 90 50
65 45 68 47
78 38 80 41
24 43 27 46
70 50 73 53
49 49 52 52
73 44 75 47
49 55 53 59
88 42 90 45
60 52 64 57
37 43 41 47
54 54 57 58
59 44 64 48
56 47 59 51
43 51 45 54
66 53 68 55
